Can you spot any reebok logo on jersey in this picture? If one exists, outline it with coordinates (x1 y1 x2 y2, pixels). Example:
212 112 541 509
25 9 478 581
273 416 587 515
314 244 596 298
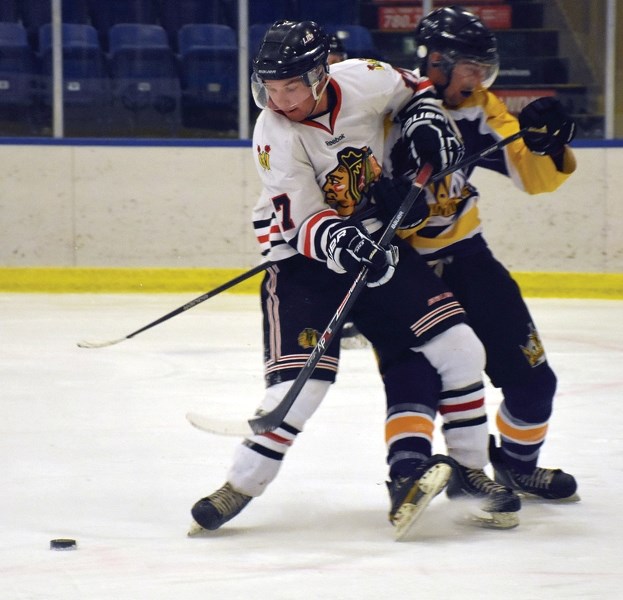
325 133 345 147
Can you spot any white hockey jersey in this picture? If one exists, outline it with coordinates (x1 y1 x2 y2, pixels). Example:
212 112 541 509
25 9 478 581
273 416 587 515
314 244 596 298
251 58 436 263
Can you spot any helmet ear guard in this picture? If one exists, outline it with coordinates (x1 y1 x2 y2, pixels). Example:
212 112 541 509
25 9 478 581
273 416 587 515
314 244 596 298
302 63 330 101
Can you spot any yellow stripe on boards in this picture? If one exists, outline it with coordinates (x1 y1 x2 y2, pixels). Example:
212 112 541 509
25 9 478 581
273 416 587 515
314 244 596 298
512 272 623 299
0 268 264 294
0 268 622 299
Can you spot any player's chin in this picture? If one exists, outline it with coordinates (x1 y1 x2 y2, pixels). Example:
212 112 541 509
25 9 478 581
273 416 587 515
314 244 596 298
283 110 308 122
278 103 308 120
445 89 473 107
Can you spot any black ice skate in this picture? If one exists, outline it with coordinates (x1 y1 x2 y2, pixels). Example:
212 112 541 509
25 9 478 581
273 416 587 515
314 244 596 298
188 482 252 536
489 436 579 502
446 462 521 529
387 455 453 541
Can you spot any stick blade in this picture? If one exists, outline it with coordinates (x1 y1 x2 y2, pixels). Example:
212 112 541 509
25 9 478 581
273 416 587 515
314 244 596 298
76 337 125 349
186 412 250 437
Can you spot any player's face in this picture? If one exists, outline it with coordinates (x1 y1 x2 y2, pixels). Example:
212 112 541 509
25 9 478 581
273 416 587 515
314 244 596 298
445 59 491 106
428 53 496 108
264 77 318 122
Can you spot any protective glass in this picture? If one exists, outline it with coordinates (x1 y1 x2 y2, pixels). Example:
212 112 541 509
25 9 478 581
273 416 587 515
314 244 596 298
451 56 499 89
251 64 327 110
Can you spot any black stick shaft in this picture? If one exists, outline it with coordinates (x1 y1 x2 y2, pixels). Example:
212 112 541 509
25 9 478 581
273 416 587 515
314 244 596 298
77 262 272 348
431 127 528 182
124 261 272 340
248 163 434 434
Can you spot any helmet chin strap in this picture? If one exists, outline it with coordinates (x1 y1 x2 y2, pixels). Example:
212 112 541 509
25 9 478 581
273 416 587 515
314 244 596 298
429 57 454 96
306 73 332 118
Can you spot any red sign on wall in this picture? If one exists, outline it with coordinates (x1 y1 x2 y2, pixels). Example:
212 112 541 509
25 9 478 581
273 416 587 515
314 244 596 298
378 4 512 31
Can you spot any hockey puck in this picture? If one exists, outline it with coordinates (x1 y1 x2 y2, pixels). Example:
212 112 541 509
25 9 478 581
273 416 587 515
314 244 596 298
50 538 77 550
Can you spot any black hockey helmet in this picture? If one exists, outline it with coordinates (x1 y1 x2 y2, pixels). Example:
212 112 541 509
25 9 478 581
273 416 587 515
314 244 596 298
414 5 499 87
253 20 330 81
329 34 347 58
252 20 330 109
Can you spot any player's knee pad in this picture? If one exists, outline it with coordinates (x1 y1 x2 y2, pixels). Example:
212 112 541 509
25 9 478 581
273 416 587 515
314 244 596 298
502 363 557 423
261 379 331 430
415 323 486 391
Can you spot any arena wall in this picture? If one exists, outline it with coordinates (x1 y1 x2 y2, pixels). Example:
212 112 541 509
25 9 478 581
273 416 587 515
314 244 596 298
1 142 621 296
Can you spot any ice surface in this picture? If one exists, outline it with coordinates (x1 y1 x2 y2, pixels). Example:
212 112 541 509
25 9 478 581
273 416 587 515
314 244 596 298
1 293 622 599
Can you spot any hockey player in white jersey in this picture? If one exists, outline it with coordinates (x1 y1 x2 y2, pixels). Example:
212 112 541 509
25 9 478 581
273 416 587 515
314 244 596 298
378 6 578 503
189 20 520 539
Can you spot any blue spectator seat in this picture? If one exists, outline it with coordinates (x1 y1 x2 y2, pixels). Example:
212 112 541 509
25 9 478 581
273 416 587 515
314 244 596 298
89 0 158 49
179 23 236 51
0 22 39 133
39 23 111 134
158 0 220 50
108 23 181 134
326 25 379 60
178 23 238 129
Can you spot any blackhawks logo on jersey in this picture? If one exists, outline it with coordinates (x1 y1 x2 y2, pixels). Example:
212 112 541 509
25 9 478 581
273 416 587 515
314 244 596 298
363 59 384 71
257 144 271 171
322 146 381 216
298 327 320 349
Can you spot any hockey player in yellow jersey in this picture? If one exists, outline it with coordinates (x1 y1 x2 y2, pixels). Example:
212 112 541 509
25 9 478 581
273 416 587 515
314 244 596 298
380 5 579 502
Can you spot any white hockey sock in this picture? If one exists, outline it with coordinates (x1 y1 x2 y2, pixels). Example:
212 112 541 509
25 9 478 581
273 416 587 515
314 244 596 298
415 324 489 468
228 379 331 496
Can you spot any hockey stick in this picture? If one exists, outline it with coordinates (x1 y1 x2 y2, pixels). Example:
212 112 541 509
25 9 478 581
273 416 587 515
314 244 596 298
77 261 273 348
433 126 528 179
247 127 529 435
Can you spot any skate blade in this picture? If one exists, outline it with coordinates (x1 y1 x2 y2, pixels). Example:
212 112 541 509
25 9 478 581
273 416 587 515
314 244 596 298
518 491 581 503
461 509 519 530
187 520 209 537
393 463 452 541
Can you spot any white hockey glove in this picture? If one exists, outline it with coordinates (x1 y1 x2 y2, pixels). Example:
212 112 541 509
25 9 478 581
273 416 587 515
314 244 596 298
326 223 398 288
401 101 464 175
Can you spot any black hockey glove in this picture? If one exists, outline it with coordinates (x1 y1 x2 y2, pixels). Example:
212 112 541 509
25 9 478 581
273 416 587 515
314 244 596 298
326 223 399 288
372 175 429 230
401 101 464 175
519 97 576 156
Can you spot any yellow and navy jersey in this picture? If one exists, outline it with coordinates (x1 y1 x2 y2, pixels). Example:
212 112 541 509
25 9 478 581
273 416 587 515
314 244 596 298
388 86 576 260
